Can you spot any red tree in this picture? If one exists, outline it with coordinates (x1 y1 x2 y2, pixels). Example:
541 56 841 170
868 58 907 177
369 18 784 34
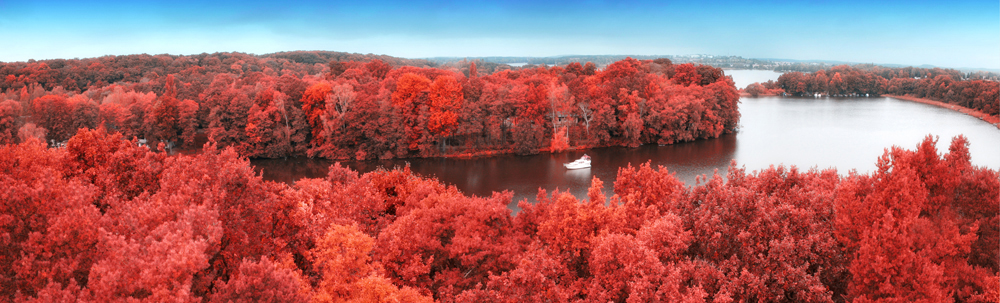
31 94 73 142
672 63 702 87
0 99 21 144
428 75 463 143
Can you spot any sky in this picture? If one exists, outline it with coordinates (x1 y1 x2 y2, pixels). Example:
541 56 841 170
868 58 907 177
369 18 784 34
1 0 997 69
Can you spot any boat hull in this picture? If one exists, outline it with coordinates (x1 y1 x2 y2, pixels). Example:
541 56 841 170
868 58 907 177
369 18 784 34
563 160 591 170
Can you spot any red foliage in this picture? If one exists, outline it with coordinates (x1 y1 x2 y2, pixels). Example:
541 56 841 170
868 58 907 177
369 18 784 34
428 75 463 138
744 81 785 97
685 163 845 301
149 74 182 145
0 139 100 299
31 94 73 142
205 81 252 148
243 88 293 158
209 257 309 303
177 99 199 148
374 190 518 301
2 51 998 302
151 92 180 144
777 65 998 117
0 130 997 302
586 232 664 302
302 81 333 147
64 127 166 202
4 54 741 159
835 135 997 301
0 99 21 144
17 123 46 143
550 126 569 152
673 63 702 87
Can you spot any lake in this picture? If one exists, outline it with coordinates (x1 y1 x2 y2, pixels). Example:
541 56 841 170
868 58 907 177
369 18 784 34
252 92 1000 212
726 69 784 89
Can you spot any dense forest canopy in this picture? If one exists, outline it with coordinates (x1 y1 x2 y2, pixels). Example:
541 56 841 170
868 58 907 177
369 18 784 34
0 128 996 302
1 51 739 159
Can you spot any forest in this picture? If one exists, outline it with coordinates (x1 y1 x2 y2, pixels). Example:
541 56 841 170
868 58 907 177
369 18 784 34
744 65 999 117
1 128 997 302
0 52 739 159
2 52 997 302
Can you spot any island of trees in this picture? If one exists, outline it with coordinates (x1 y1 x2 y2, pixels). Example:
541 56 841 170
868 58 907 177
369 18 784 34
1 52 739 159
744 65 999 120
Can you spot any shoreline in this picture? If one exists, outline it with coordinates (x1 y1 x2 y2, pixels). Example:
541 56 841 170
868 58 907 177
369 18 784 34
738 92 782 97
183 94 1000 161
885 95 1000 130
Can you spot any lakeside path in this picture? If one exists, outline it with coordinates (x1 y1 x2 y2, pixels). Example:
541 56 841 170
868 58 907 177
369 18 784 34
885 95 1000 130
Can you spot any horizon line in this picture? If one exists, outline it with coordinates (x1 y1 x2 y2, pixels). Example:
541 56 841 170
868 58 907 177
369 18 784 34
3 50 998 73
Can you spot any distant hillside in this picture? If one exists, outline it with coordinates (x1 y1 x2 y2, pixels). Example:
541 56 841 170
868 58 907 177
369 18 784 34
426 55 777 70
427 55 1000 77
264 51 437 67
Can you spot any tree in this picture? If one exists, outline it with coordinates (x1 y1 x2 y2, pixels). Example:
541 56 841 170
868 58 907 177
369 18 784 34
375 190 518 301
672 63 702 87
456 244 574 302
365 59 392 80
428 75 463 144
206 85 252 148
468 61 478 79
244 88 292 158
209 257 310 303
0 139 101 300
64 127 167 202
312 224 378 300
587 233 664 302
835 136 995 302
312 224 434 303
151 92 180 145
696 65 724 86
177 99 199 148
31 94 73 142
519 185 611 289
547 83 574 130
67 95 99 140
86 203 223 302
0 99 21 144
684 162 845 302
391 73 431 109
301 81 333 148
577 100 594 139
17 123 46 143
391 73 432 153
511 119 543 155
99 86 157 140
613 162 688 231
829 72 846 96
550 126 569 152
745 82 765 97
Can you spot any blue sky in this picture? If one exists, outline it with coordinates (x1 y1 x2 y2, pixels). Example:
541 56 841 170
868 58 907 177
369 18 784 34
1 0 997 69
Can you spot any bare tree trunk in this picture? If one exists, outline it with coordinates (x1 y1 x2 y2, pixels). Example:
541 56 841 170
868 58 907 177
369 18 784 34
578 103 592 137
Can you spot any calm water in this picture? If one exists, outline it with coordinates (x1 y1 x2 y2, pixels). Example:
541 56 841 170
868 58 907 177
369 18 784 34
726 69 784 89
252 96 1000 211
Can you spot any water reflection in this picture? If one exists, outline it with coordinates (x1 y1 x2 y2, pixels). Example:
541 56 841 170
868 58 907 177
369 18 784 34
252 133 738 211
252 96 1000 213
252 157 337 182
564 168 591 182
735 97 1000 174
